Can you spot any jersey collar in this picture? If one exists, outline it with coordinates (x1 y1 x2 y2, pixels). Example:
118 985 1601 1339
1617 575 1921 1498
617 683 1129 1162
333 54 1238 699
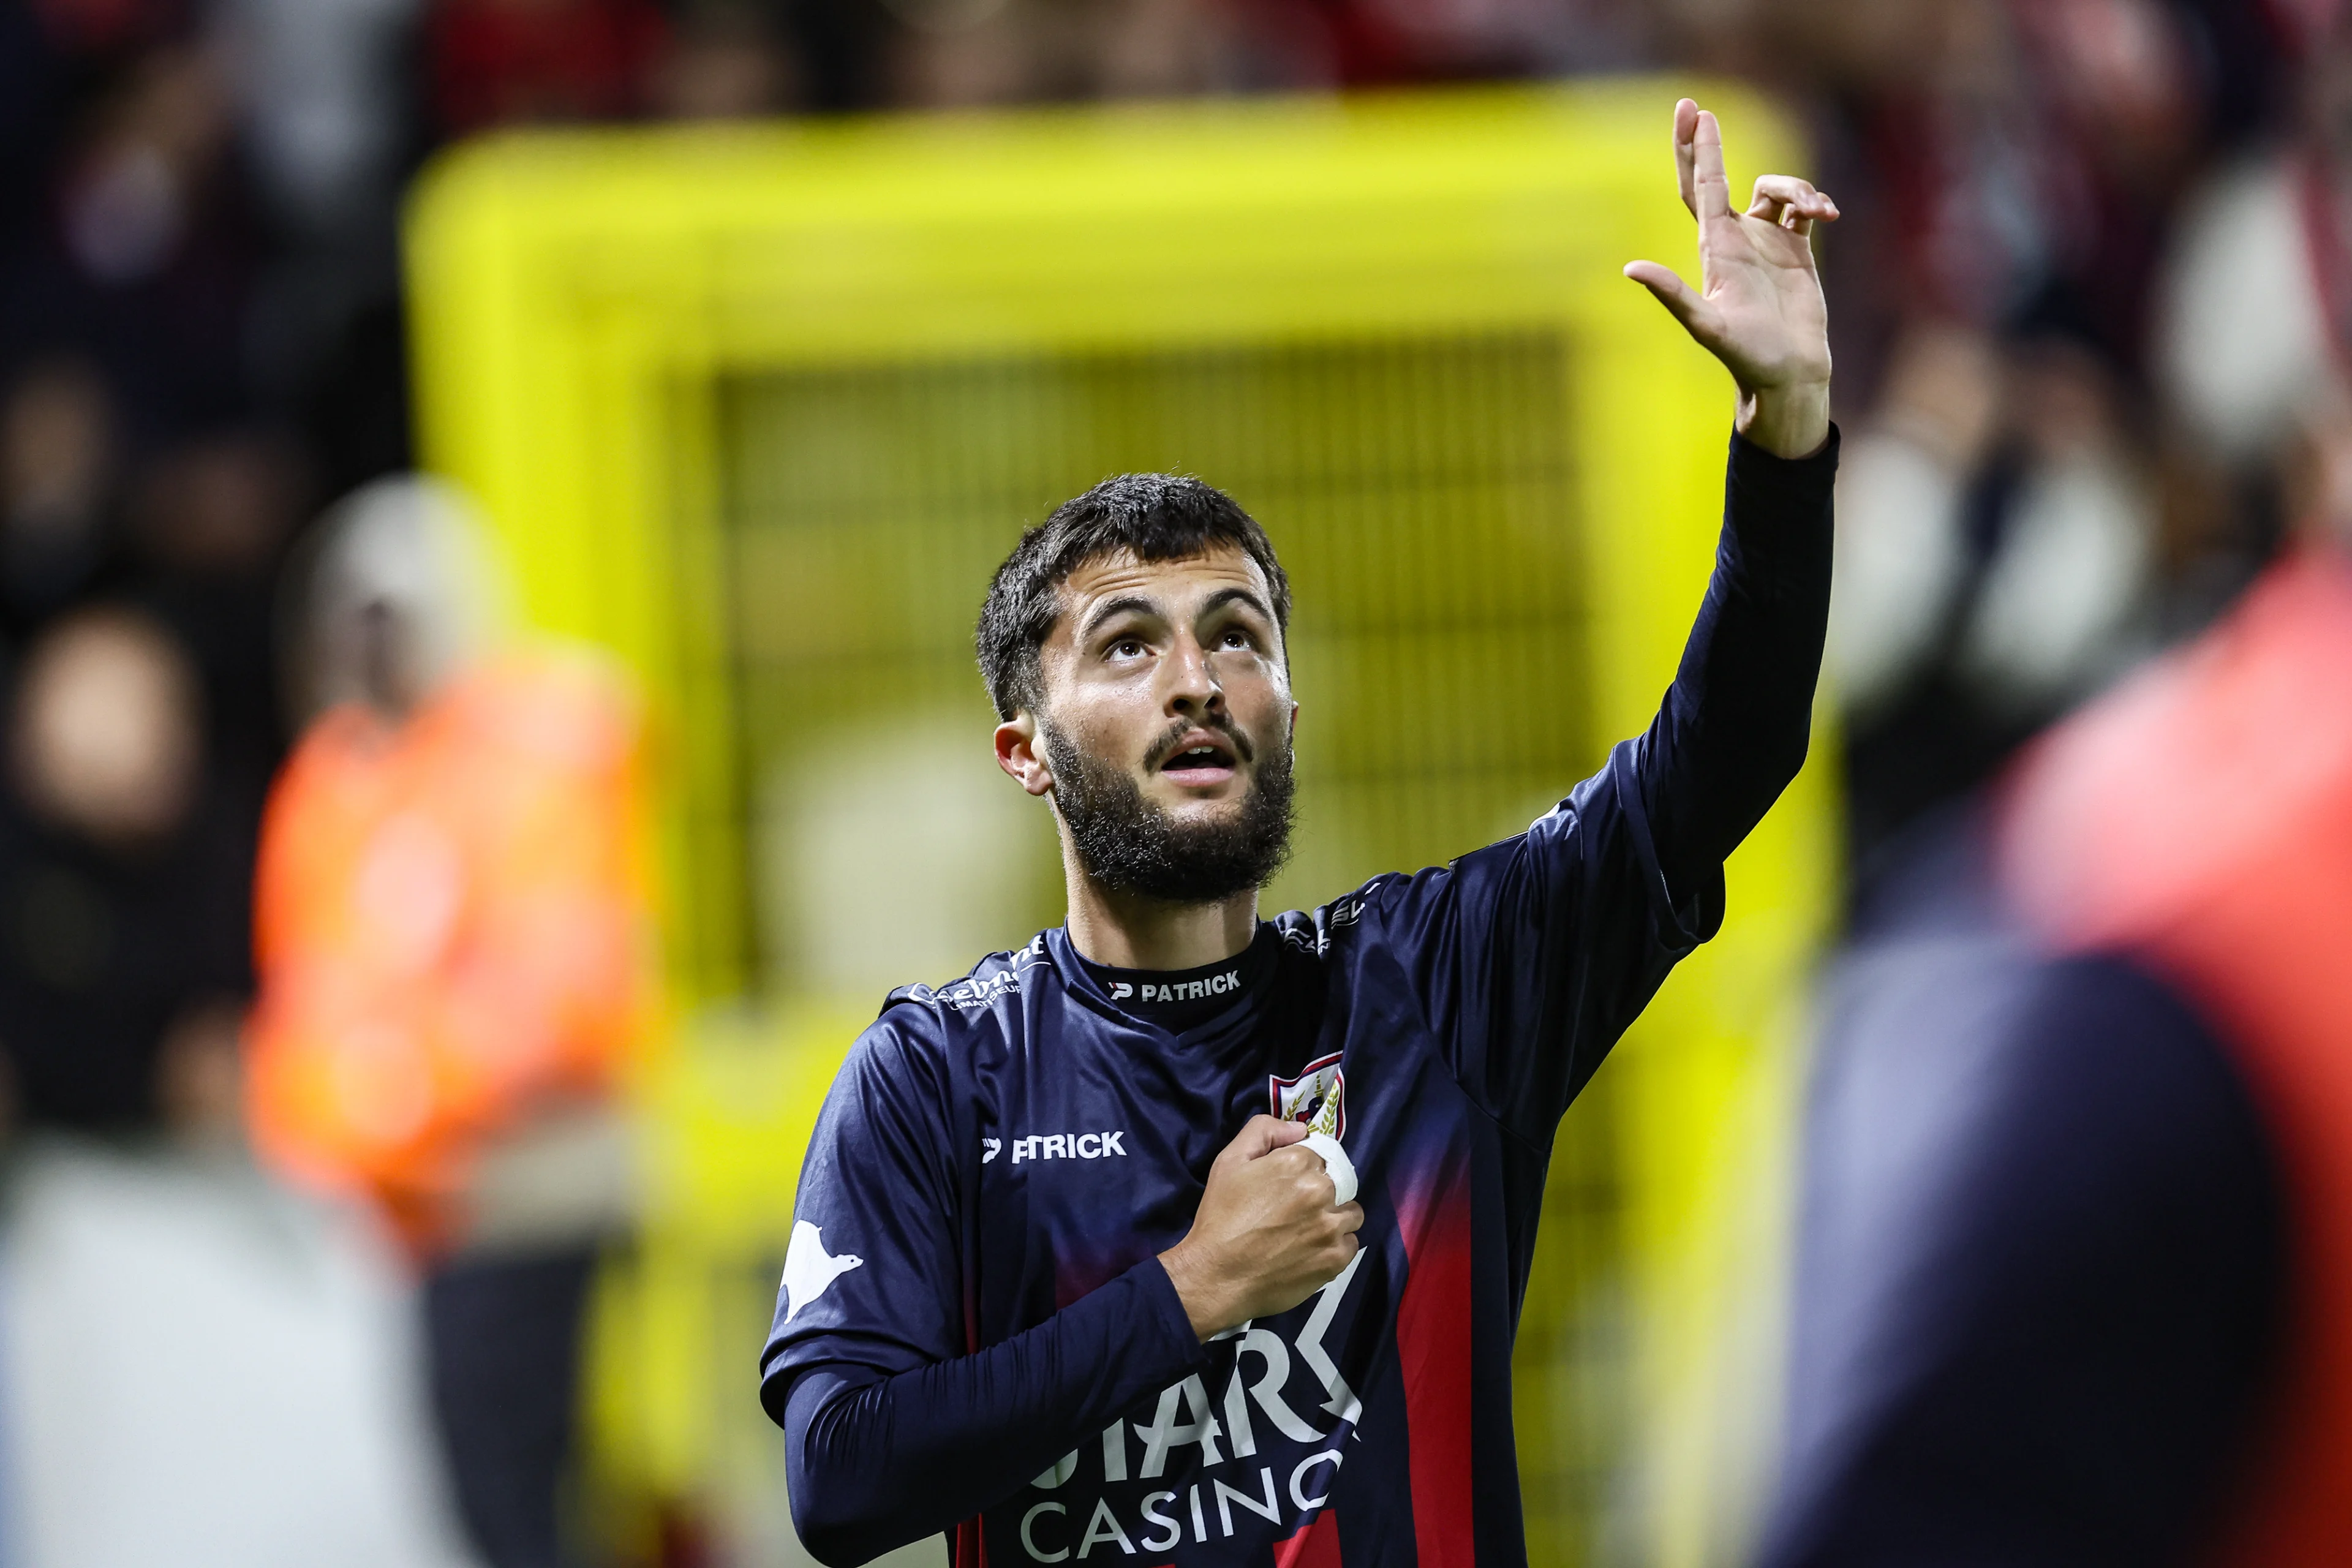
1043 923 1281 1045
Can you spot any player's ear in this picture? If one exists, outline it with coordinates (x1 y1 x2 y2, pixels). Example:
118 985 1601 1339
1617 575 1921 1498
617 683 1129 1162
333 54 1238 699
995 711 1054 797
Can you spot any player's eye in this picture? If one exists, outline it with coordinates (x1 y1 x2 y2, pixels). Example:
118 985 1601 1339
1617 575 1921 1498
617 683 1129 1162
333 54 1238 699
1218 628 1254 650
1109 638 1147 660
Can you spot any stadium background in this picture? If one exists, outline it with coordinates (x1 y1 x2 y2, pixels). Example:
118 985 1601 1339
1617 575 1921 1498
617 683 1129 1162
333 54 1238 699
0 2 2309 1567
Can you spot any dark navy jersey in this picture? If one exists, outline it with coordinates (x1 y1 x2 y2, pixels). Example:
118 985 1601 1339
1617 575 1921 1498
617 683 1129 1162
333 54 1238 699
761 430 1839 1568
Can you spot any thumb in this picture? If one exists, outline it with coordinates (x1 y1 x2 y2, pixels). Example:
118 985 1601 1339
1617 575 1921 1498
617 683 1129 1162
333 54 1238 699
1623 261 1719 346
1226 1114 1306 1163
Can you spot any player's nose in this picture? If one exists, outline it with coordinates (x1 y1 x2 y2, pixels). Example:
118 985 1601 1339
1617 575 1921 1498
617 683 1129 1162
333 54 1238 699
1162 632 1223 715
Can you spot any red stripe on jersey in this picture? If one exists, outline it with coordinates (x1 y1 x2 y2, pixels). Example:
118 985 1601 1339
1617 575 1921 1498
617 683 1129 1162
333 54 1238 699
1275 1509 1343 1568
1395 1157 1476 1567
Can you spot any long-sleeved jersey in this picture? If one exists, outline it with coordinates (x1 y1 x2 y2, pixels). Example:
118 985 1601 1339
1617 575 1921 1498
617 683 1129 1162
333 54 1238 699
761 429 1838 1568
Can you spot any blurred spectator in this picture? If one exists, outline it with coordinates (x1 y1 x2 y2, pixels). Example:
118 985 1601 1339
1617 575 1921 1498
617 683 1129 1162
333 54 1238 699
132 428 296 576
2155 156 2331 471
2149 1 2352 621
211 0 422 242
1760 19 2352 1564
1952 341 2155 709
1822 324 2003 719
1827 323 2160 871
25 0 192 56
252 476 651 1568
1757 410 2352 1565
130 429 301 778
0 357 117 635
31 42 266 440
1755 798 2287 1567
654 1 800 117
878 0 1655 108
426 0 671 135
59 44 235 288
16 608 197 848
0 570 459 1562
1762 0 2266 390
885 0 1262 108
1302 0 1651 81
1781 0 2305 895
0 605 251 1129
211 0 424 500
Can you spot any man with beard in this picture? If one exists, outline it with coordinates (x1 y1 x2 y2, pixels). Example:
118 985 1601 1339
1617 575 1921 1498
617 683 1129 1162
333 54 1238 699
762 100 1841 1568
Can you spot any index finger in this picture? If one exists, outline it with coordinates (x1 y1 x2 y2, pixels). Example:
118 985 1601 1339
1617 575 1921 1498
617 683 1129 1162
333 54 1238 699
1692 107 1730 221
1673 97 1698 218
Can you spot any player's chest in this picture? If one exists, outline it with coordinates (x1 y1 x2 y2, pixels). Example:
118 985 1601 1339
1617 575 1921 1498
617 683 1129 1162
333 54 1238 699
963 998 1428 1311
973 1028 1270 1268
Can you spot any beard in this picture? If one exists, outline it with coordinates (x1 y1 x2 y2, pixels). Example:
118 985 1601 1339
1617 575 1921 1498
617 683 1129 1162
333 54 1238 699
1041 715 1295 904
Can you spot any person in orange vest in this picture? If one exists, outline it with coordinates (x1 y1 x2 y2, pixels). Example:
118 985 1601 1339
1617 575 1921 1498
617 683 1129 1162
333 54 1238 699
249 475 655 1568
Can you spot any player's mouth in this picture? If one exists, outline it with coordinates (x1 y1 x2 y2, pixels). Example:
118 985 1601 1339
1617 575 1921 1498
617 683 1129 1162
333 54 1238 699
1156 729 1240 787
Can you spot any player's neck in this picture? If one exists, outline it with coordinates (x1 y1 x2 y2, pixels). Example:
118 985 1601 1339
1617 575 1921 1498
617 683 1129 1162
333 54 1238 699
1063 869 1258 971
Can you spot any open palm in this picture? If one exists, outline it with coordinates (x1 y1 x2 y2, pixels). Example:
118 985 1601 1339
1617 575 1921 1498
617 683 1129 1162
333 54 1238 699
1626 100 1836 456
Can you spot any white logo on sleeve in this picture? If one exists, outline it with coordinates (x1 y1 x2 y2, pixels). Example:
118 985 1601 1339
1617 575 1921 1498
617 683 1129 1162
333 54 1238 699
781 1220 864 1324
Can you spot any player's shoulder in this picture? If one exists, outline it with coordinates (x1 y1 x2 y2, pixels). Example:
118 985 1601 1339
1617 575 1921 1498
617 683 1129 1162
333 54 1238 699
870 932 1057 1032
1265 788 1603 954
1267 875 1413 959
816 941 1058 1148
832 940 1049 1109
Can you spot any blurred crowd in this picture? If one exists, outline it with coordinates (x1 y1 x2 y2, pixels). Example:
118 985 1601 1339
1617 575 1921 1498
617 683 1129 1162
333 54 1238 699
0 0 2317 1149
0 0 2342 1565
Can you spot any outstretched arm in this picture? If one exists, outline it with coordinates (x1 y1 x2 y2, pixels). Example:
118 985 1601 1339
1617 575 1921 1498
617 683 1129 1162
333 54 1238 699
1626 100 1840 900
1287 104 1841 1137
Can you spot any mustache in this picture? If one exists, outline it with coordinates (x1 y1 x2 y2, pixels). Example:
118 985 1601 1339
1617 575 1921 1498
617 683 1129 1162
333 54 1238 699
1143 714 1256 770
1042 714 1295 904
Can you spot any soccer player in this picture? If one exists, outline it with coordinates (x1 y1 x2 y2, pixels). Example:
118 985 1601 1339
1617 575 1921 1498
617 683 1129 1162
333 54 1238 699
761 99 1839 1567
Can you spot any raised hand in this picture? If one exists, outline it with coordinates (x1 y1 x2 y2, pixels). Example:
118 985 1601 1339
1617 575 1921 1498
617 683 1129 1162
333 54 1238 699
1624 99 1838 459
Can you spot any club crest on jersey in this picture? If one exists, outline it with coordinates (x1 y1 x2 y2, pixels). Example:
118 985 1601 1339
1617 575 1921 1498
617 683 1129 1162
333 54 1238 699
1270 1052 1345 1139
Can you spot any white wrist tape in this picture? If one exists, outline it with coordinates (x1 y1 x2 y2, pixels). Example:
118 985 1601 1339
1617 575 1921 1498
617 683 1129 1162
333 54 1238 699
1300 1131 1357 1208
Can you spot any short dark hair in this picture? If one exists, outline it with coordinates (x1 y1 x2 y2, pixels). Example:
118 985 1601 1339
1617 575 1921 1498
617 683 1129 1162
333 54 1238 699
975 473 1292 720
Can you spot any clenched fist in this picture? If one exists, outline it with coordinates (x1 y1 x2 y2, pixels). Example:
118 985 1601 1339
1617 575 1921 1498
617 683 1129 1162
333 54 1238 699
1158 1115 1364 1342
